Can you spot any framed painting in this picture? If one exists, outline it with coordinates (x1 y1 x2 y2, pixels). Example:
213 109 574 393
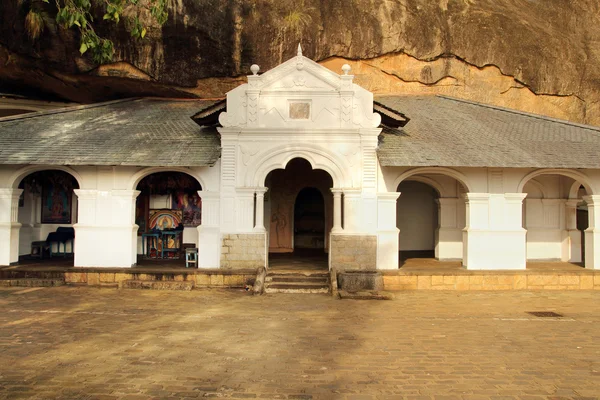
41 182 71 224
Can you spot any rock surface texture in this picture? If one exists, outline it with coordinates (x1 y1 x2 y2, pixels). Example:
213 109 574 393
1 0 599 125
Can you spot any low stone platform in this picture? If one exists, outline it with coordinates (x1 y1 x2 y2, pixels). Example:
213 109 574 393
0 265 257 289
383 260 600 291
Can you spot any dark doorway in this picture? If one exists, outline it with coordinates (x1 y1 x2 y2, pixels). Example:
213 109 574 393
294 187 325 250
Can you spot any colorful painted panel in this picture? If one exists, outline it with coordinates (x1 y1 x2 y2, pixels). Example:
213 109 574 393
149 209 183 231
41 182 72 224
173 191 202 227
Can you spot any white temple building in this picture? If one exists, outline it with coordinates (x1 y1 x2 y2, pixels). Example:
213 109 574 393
1 46 600 272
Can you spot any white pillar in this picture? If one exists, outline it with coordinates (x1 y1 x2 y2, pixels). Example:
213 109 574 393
0 188 23 265
253 187 268 232
342 188 362 233
376 192 400 270
198 191 220 268
73 189 140 267
463 193 527 270
436 198 463 260
583 195 600 269
236 188 256 232
564 199 581 262
331 189 343 233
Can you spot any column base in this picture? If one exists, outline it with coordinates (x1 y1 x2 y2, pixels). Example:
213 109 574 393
463 229 526 270
198 226 221 268
0 222 21 266
584 229 600 269
330 234 377 270
376 229 399 270
74 224 138 268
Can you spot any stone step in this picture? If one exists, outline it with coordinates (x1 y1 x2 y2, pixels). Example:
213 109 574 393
264 284 330 294
0 278 65 287
119 280 195 291
267 270 329 277
266 275 329 283
337 290 395 300
266 280 329 287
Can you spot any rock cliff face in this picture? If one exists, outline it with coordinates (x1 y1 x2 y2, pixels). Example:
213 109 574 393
1 0 599 125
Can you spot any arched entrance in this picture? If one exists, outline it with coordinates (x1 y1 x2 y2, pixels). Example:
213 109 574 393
135 171 202 266
265 158 332 269
520 172 592 266
397 181 439 260
16 170 80 265
395 173 467 267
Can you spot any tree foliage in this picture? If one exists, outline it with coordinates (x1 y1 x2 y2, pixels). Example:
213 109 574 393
23 0 168 64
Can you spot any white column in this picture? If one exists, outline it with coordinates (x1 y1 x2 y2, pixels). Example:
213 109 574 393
331 189 343 233
583 195 600 269
236 188 256 232
376 192 400 270
564 199 582 263
463 193 527 270
342 188 362 233
436 198 463 260
73 189 140 267
0 188 23 265
253 187 268 232
198 191 221 268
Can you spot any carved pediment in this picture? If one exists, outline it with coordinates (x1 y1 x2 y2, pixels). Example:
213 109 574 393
218 44 382 129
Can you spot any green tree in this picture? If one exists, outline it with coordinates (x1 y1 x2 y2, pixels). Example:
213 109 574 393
22 0 168 64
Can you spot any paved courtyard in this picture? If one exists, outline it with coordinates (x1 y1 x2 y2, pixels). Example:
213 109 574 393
0 287 599 400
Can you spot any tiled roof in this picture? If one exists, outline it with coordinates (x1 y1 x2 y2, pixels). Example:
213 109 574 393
0 98 221 166
376 95 600 168
2 94 599 169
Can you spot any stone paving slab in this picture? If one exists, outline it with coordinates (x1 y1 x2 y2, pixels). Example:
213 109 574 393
0 287 599 399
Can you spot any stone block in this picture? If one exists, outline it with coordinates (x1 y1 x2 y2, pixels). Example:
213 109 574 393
514 275 527 289
397 276 418 289
87 273 100 286
469 276 483 285
224 275 245 287
580 275 594 289
431 276 444 286
417 276 431 289
559 275 580 286
455 276 470 290
114 273 130 283
528 275 559 286
210 274 224 286
443 276 456 285
64 272 86 284
338 271 383 291
594 275 600 285
99 273 115 283
195 274 210 286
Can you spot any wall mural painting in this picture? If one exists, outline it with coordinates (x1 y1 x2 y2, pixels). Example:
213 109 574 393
149 209 183 231
41 174 74 224
173 191 202 227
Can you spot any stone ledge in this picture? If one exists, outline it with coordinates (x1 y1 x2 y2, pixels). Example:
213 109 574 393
382 273 600 291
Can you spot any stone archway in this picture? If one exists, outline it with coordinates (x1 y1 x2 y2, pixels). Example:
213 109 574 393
519 171 595 267
134 171 203 266
264 158 333 270
13 169 80 265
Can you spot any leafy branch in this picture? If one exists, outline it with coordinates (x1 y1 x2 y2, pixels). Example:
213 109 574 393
24 0 168 64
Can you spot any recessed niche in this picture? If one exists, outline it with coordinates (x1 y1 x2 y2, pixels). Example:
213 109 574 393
289 102 310 120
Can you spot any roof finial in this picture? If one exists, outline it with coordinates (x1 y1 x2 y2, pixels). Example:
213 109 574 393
297 43 303 57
